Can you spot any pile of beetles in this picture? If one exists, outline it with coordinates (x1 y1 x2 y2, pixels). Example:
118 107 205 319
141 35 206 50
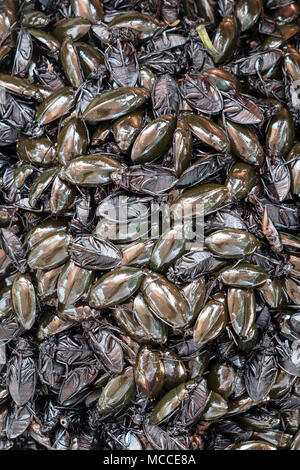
0 0 300 451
